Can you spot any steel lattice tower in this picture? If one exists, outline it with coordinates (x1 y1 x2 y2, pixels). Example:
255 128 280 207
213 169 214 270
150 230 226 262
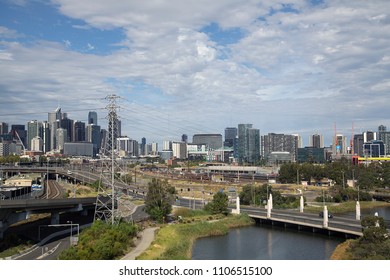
94 94 121 225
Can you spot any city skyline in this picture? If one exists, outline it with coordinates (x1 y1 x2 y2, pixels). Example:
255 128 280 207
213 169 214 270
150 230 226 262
1 1 390 146
1 109 388 154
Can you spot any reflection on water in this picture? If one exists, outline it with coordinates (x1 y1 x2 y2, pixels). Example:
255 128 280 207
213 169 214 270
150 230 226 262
192 206 390 260
192 223 344 260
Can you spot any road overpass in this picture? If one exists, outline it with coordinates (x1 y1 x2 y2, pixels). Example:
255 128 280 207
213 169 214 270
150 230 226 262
240 207 363 237
0 197 99 239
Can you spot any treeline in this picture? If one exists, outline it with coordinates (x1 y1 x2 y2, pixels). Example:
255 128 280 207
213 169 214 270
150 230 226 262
239 184 300 208
346 216 390 259
279 160 390 190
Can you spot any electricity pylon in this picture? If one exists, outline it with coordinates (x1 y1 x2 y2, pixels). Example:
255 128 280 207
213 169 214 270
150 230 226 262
94 94 121 225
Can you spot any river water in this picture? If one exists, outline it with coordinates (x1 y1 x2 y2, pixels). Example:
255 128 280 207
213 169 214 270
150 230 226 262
192 207 390 260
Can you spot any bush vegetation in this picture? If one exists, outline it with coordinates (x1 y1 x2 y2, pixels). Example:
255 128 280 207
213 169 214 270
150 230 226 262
58 221 138 260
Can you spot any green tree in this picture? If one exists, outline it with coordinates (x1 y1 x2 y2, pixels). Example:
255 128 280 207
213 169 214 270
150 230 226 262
278 163 299 183
205 191 229 215
347 216 390 259
145 178 176 223
120 173 132 184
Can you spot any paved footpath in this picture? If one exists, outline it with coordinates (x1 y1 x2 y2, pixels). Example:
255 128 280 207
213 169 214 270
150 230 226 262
121 227 159 260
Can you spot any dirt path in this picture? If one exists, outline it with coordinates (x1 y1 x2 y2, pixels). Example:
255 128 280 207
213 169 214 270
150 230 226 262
121 227 159 260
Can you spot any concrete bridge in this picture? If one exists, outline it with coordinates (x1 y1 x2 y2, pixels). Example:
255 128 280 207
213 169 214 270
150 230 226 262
232 196 365 238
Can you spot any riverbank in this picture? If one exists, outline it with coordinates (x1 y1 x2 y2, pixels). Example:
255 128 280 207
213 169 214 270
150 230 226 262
136 214 254 260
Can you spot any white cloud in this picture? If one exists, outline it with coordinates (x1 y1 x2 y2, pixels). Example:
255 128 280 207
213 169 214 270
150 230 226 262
1 0 390 144
63 39 71 48
87 43 95 51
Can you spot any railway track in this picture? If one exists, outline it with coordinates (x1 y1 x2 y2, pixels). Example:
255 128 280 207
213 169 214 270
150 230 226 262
37 180 64 199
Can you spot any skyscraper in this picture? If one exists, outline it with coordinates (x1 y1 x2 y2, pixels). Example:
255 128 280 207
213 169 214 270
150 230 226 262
88 111 98 125
378 125 390 155
60 117 74 142
238 124 261 164
0 122 9 135
141 137 146 155
27 120 43 150
363 131 377 143
73 121 86 142
353 134 364 156
86 124 102 155
309 134 324 148
238 124 252 163
224 127 237 148
262 133 298 161
48 107 62 152
192 134 223 150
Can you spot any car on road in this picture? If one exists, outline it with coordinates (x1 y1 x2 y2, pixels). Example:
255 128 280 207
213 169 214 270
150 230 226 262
319 212 333 218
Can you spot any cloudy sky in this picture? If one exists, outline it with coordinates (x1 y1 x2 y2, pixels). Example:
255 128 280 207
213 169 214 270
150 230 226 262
0 0 389 146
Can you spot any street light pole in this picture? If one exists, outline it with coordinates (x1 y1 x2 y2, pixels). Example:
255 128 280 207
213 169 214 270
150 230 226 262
67 221 73 246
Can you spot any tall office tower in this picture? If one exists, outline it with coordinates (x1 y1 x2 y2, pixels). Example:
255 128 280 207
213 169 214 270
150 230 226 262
237 124 260 164
238 124 252 162
309 134 324 148
246 128 260 164
73 121 86 142
193 134 223 150
56 128 67 152
332 134 347 156
10 124 27 148
163 140 173 151
292 134 303 148
31 136 43 152
0 122 9 135
27 120 43 150
151 142 158 155
107 111 119 150
117 137 131 155
130 139 139 157
48 107 62 124
363 140 385 157
262 133 298 161
88 111 98 125
172 141 187 159
141 137 146 155
378 125 390 155
42 121 50 153
60 117 74 142
100 129 107 154
181 134 188 143
48 107 62 152
363 131 377 143
224 127 237 148
117 119 122 138
86 124 102 155
353 134 364 156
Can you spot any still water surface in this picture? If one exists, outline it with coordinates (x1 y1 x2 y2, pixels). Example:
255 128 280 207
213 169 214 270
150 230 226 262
192 207 390 260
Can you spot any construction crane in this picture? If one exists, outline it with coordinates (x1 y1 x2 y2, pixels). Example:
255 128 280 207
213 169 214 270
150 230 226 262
14 130 26 155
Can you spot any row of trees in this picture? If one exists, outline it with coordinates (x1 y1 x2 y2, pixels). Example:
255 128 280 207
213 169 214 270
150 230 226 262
279 160 390 190
239 184 300 208
347 216 390 259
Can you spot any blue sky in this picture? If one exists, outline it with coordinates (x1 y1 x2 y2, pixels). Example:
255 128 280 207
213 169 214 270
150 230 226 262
1 0 390 146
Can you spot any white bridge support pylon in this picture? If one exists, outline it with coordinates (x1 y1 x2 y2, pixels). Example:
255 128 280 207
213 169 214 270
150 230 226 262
323 205 328 228
300 195 304 213
356 201 361 221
